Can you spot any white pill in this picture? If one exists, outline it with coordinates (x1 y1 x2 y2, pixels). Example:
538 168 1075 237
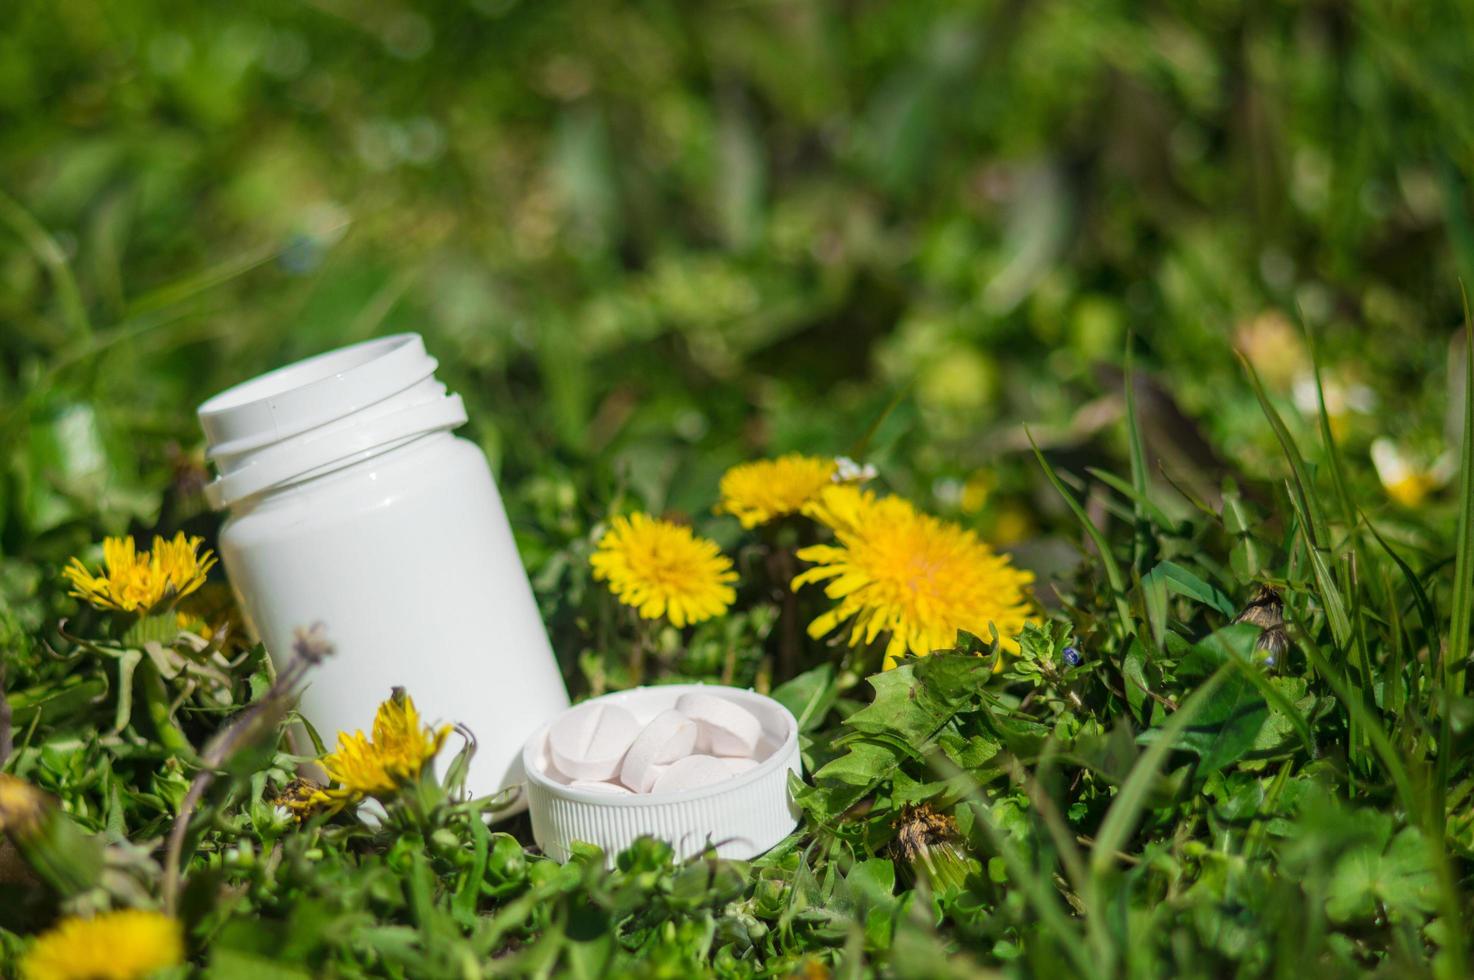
542 759 574 785
721 756 760 776
675 692 764 756
568 779 634 795
619 710 699 792
547 702 641 781
650 755 733 794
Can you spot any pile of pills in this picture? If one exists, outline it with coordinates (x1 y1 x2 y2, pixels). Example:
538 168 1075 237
543 692 768 795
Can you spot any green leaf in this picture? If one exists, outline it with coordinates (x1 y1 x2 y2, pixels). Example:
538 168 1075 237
1143 561 1237 619
206 949 315 980
1222 486 1270 582
846 657 985 744
772 664 839 733
1121 639 1150 724
1091 662 1232 876
1140 626 1268 772
807 742 903 817
1327 826 1439 924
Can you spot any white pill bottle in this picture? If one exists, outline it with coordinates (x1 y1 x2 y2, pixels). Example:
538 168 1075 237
197 334 569 799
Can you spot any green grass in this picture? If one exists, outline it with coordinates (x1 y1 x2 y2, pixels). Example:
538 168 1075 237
5 0 1474 976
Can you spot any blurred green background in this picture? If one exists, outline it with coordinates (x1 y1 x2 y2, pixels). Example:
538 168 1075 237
3 0 1473 570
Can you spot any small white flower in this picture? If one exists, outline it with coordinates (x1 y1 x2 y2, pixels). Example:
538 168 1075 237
1370 438 1449 508
1292 373 1375 418
832 456 877 484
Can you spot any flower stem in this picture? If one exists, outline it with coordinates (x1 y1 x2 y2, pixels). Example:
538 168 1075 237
631 616 649 686
767 543 801 683
138 659 193 758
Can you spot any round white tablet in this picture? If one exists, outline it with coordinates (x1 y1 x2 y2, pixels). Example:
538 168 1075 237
568 779 635 795
675 692 764 757
547 702 641 781
650 755 733 794
721 756 760 776
619 709 699 792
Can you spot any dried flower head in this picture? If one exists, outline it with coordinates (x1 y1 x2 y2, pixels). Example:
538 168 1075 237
21 908 184 980
794 485 1034 668
311 689 450 810
890 803 972 894
291 622 336 666
1234 584 1283 631
717 454 839 528
63 532 216 615
1236 585 1287 669
272 777 329 820
590 513 737 627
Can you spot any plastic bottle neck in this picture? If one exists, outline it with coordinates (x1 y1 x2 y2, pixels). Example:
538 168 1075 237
197 335 468 510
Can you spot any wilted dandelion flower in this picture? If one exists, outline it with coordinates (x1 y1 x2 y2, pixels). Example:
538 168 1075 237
590 513 736 626
890 803 974 895
62 532 216 615
794 485 1034 669
273 776 329 820
717 454 838 528
21 908 184 980
309 689 450 810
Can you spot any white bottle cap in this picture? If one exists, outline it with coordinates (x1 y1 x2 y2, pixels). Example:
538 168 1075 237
523 684 801 864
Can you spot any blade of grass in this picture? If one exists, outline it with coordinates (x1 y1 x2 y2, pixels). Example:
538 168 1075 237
1123 341 1153 571
936 755 1108 980
1302 316 1358 541
0 188 91 341
1224 656 1317 759
847 385 911 461
1238 352 1329 551
1441 284 1474 829
1362 512 1440 702
1306 315 1394 674
1297 636 1416 803
1284 480 1353 648
1447 284 1474 701
1285 477 1366 764
1085 467 1174 528
1089 662 1230 876
1028 426 1135 636
1294 630 1467 980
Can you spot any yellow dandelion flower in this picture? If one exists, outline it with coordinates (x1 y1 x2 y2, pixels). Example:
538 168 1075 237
22 909 184 980
0 773 48 837
590 513 737 627
717 454 838 528
311 689 451 810
794 485 1035 669
173 610 216 641
62 532 216 615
